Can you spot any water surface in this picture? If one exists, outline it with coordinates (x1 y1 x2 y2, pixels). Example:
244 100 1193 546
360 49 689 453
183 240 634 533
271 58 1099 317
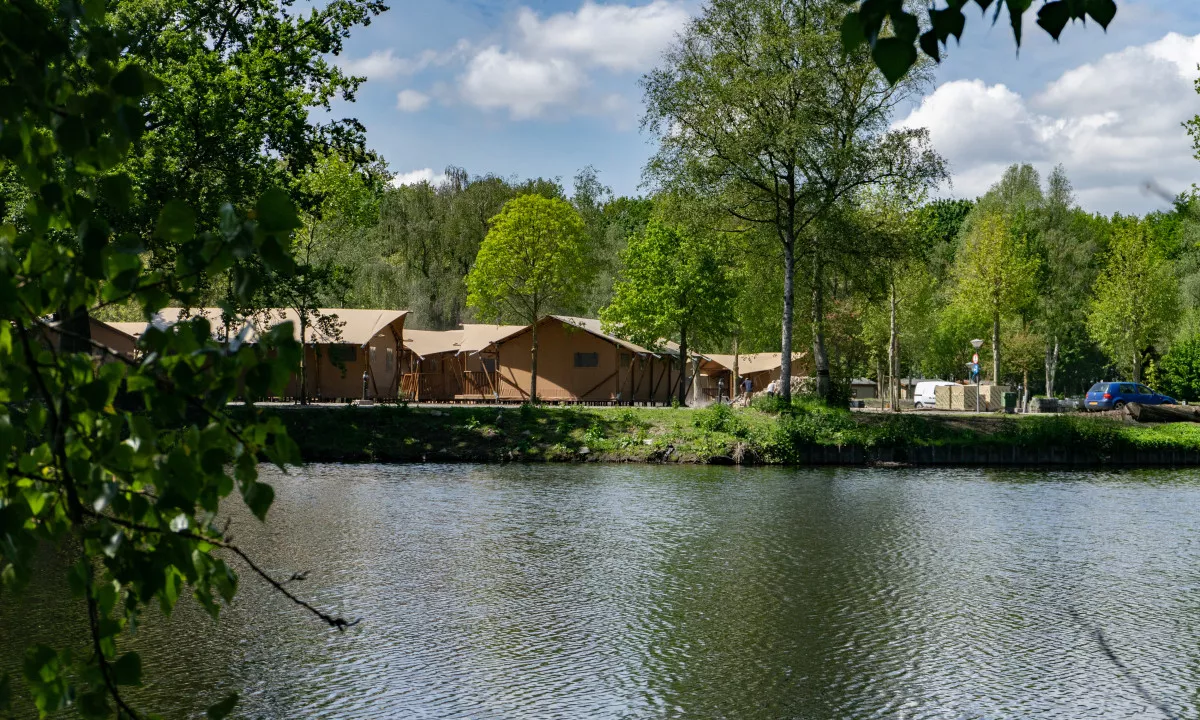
4 465 1200 719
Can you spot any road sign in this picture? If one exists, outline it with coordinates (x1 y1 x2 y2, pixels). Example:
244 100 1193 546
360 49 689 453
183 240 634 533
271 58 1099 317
970 363 980 377
972 352 979 364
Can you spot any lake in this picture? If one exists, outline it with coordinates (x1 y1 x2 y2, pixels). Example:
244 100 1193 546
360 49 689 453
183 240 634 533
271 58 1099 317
4 464 1200 719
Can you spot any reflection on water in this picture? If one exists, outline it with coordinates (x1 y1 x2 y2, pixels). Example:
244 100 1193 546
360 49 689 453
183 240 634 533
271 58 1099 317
4 465 1200 719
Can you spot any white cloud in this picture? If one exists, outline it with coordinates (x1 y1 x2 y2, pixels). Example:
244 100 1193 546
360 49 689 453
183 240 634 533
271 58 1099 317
340 50 411 79
460 46 586 119
396 89 431 112
390 168 449 187
897 32 1200 213
515 0 689 72
340 42 473 80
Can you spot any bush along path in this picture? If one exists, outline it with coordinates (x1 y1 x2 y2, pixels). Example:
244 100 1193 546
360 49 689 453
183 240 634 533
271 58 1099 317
252 399 1200 467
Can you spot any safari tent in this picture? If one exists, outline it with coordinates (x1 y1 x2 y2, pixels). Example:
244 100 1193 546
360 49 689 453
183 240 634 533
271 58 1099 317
400 329 462 401
702 351 810 398
488 316 678 404
154 307 408 401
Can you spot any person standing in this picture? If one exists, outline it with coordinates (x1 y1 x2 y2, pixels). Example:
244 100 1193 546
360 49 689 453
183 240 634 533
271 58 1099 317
742 376 753 398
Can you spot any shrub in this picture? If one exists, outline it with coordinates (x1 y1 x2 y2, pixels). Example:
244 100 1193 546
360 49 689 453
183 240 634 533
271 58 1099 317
694 402 744 435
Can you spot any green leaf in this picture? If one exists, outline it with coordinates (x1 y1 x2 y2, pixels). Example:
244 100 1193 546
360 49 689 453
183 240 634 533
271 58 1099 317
242 481 275 521
112 651 143 686
1006 0 1032 46
156 200 196 244
255 188 301 235
111 65 147 98
890 10 919 43
1085 0 1116 28
1036 2 1069 40
207 692 239 719
871 37 917 84
840 11 866 51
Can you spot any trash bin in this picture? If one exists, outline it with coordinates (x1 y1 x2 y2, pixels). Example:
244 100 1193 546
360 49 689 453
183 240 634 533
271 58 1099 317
1003 392 1017 414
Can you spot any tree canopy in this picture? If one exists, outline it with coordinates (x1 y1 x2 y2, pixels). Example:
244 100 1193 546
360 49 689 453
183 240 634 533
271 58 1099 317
466 195 589 401
601 219 735 404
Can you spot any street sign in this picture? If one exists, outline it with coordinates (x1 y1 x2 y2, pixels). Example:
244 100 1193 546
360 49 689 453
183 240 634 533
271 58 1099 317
970 363 979 377
972 353 979 364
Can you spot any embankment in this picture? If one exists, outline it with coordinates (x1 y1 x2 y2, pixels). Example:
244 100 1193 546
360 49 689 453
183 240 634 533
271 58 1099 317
254 402 1200 467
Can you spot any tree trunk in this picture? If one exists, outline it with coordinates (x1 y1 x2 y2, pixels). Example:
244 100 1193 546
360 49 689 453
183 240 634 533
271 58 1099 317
889 276 900 413
530 318 539 403
811 251 830 400
731 333 739 402
299 315 308 406
1044 337 1058 399
1132 349 1141 383
677 324 688 406
876 357 883 407
992 310 1001 385
780 239 795 403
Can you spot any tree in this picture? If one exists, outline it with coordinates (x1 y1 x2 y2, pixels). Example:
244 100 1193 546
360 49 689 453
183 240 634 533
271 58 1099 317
1087 221 1179 381
601 220 735 404
842 0 1119 83
642 0 944 403
1 3 349 717
270 153 378 404
950 211 1039 383
1034 166 1098 397
1158 336 1200 402
466 195 589 402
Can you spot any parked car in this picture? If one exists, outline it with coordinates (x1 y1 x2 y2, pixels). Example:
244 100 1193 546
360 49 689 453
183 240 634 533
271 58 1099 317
913 380 956 409
1085 382 1175 411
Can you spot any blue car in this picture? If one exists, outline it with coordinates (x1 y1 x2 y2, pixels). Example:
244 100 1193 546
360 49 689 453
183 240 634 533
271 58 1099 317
1085 381 1175 411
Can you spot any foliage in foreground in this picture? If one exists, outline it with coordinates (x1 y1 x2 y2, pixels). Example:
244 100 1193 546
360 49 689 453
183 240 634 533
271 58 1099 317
0 3 350 718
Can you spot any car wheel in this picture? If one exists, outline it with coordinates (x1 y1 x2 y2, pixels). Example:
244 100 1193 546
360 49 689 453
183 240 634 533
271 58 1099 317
1113 400 1125 410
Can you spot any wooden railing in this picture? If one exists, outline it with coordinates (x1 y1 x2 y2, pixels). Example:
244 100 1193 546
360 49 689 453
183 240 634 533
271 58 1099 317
460 371 494 397
400 373 446 401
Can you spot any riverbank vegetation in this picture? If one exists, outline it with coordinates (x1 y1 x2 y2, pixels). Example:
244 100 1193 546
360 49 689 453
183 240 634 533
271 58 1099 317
266 403 1200 465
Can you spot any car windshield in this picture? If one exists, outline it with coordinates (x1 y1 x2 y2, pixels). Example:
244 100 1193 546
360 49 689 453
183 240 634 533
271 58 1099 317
1138 384 1152 393
1088 383 1108 393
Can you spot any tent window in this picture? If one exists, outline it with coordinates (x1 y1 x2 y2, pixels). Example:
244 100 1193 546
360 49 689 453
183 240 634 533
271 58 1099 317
370 346 377 364
574 352 599 368
620 352 631 365
481 357 497 373
328 345 357 363
385 347 394 371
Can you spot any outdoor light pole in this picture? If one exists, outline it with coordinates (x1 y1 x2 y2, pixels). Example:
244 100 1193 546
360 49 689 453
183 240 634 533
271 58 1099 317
970 339 984 413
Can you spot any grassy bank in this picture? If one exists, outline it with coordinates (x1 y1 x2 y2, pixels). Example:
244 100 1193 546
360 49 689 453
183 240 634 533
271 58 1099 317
254 401 1200 465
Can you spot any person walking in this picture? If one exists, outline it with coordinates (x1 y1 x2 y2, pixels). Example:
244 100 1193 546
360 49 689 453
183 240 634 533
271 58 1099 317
741 376 753 399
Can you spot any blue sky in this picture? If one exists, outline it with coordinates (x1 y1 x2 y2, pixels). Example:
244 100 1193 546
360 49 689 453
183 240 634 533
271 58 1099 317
328 0 1200 214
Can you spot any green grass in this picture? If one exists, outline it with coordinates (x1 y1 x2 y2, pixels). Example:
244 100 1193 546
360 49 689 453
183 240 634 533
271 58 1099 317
257 402 1200 465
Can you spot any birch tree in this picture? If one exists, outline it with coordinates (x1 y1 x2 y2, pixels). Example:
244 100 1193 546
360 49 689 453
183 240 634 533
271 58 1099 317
641 0 943 402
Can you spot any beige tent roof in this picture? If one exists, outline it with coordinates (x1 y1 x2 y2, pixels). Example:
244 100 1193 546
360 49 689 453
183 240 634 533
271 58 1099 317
154 308 407 346
552 316 660 356
403 329 463 359
104 321 149 339
458 323 528 354
705 351 808 375
462 316 669 357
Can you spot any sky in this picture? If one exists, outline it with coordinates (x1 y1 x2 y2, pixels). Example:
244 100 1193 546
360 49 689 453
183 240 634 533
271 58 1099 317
328 0 1200 215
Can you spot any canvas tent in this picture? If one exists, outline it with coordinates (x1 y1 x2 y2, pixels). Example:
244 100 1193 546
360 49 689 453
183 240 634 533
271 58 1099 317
702 351 810 398
487 315 677 404
153 307 408 401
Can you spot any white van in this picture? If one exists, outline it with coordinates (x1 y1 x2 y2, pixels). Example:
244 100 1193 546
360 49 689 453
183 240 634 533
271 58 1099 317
913 380 955 409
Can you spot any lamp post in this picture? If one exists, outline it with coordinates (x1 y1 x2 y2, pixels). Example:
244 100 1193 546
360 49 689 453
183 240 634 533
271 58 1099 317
970 338 984 413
